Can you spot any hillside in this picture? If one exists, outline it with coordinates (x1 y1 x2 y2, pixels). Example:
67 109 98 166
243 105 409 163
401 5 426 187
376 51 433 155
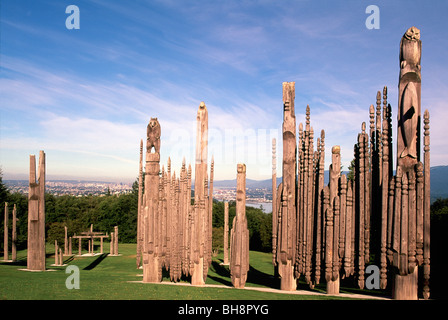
430 166 448 201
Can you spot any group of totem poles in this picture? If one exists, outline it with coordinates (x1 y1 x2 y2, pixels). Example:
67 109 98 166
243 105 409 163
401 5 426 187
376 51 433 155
135 103 214 285
272 26 430 299
136 102 249 288
1 26 431 299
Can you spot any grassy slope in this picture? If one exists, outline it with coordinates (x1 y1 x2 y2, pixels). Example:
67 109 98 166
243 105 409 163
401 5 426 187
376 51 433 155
0 243 369 300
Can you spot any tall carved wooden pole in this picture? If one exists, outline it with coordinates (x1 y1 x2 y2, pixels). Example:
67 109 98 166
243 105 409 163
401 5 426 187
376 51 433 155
276 81 297 291
327 146 341 294
142 118 162 283
397 26 421 172
207 156 214 270
380 95 391 289
230 164 250 288
315 129 325 285
390 26 430 300
180 158 189 275
423 109 430 299
223 201 229 265
271 138 277 268
27 150 46 271
137 139 144 268
12 204 17 262
191 101 210 286
3 203 8 261
356 123 369 289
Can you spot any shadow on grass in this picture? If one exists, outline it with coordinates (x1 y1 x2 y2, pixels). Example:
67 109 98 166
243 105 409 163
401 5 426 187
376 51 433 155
246 264 277 288
64 255 75 264
0 256 27 266
208 259 278 289
83 253 108 270
208 260 232 286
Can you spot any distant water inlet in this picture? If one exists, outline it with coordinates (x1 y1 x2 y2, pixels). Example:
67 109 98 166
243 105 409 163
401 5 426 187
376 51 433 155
246 202 272 214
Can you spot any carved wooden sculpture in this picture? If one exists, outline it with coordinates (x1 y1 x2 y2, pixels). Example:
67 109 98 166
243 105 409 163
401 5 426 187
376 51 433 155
3 202 8 261
355 123 369 289
275 82 297 291
380 88 391 289
113 226 119 255
207 157 214 271
27 150 46 271
271 27 430 299
191 101 211 286
343 179 354 279
397 26 421 171
327 146 341 294
315 129 325 286
142 118 162 283
2 203 18 261
137 139 144 268
53 241 64 266
64 226 68 256
295 106 323 289
223 201 229 265
230 164 249 288
180 159 190 275
272 138 277 268
387 26 430 300
12 204 17 261
423 110 430 300
140 103 213 286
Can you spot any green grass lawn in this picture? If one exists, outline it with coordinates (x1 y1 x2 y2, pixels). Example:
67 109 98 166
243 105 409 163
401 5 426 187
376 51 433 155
0 243 383 300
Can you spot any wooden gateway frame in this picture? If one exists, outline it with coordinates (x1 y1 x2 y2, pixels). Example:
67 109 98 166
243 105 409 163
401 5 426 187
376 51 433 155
72 224 112 256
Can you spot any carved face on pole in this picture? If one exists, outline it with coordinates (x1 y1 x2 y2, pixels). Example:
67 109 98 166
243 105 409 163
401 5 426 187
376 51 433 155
236 164 246 203
404 26 420 41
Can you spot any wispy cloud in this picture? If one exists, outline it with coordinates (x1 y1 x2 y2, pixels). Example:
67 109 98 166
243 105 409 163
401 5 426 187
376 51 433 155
2 1 447 182
0 53 284 180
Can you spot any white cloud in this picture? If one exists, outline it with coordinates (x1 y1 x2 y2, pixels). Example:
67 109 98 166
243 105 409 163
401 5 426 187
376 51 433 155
2 0 448 183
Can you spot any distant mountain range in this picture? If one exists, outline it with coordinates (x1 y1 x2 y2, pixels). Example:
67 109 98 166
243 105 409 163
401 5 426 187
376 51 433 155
214 165 448 203
429 166 448 201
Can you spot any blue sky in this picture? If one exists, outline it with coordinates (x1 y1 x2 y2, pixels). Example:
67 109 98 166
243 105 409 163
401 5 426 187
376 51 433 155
1 0 447 182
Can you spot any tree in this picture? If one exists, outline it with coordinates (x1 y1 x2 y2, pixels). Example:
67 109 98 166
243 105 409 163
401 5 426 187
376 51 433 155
0 168 9 205
212 226 224 253
347 158 356 181
430 198 448 299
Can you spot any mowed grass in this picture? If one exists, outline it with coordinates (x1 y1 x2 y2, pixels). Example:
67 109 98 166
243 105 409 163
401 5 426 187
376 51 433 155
0 243 367 300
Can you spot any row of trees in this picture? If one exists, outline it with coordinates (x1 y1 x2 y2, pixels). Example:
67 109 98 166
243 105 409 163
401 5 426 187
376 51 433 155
0 174 272 253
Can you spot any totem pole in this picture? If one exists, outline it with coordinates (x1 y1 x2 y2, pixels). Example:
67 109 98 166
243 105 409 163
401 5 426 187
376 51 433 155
223 201 229 265
271 26 430 299
64 226 68 256
142 118 162 283
191 101 211 286
230 164 250 288
315 129 325 286
275 82 297 291
388 26 430 300
137 139 144 268
326 146 341 294
295 106 322 289
12 204 17 261
397 26 422 171
271 138 277 269
27 150 46 271
355 123 369 289
3 203 8 261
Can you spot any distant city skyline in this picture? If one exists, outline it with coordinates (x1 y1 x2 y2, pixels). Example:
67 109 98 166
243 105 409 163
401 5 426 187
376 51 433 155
1 1 447 182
